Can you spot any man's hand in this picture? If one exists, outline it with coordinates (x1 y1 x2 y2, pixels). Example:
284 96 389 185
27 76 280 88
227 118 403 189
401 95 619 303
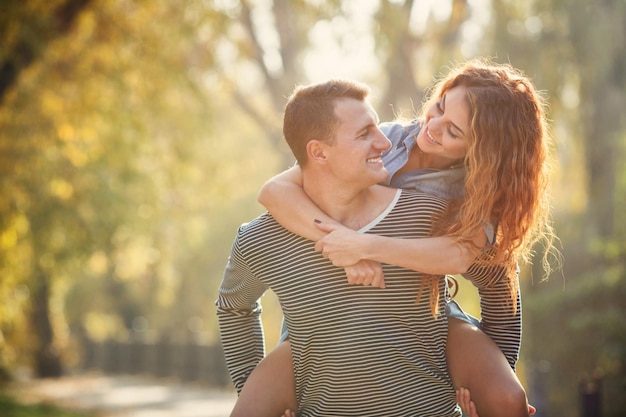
313 221 385 288
344 260 386 289
457 387 480 417
456 387 537 416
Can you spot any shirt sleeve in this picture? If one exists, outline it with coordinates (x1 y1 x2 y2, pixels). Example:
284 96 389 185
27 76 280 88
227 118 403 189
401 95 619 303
215 229 269 393
462 261 522 370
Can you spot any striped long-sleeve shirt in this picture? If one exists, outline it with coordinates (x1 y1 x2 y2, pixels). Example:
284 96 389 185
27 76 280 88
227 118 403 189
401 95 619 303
217 189 462 416
463 262 521 370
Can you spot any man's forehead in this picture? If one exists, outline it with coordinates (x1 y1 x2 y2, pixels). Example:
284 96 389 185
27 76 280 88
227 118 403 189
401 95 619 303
334 98 378 123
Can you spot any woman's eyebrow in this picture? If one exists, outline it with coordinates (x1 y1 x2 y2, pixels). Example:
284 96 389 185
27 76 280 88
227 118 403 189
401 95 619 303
442 94 466 137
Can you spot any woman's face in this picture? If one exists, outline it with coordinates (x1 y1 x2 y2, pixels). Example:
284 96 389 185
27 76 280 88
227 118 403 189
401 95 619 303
416 85 471 167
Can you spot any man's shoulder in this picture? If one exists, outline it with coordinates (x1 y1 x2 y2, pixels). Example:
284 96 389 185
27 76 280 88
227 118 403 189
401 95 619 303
236 212 282 237
234 213 300 248
386 189 449 219
367 189 448 237
397 188 448 206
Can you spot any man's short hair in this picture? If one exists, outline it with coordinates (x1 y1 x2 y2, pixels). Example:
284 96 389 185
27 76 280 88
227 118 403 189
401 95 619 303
283 79 370 166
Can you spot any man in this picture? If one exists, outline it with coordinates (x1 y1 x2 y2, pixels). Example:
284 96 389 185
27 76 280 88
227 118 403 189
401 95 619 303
216 79 460 416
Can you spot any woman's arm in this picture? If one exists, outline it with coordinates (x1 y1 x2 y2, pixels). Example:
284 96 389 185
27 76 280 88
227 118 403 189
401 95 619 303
260 170 486 276
258 166 342 241
314 222 486 275
259 167 386 288
315 221 523 367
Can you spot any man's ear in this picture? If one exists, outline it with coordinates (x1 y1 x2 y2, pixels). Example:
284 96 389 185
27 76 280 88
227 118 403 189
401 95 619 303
306 140 327 163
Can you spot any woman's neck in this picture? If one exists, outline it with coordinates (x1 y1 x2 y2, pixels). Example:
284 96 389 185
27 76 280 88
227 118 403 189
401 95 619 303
404 147 457 172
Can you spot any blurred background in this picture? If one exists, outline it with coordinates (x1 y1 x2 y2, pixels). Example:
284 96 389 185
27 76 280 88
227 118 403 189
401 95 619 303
0 0 624 416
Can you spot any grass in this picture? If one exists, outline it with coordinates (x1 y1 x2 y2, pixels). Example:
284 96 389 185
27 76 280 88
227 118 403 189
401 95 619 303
0 392 96 417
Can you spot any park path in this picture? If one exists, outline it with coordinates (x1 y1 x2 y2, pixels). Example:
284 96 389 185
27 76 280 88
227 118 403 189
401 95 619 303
6 373 237 417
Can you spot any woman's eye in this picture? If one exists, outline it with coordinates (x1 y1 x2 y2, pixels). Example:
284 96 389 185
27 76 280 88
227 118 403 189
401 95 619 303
435 101 444 113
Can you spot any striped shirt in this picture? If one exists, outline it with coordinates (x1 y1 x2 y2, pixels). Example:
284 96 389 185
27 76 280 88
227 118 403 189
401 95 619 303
217 189 462 416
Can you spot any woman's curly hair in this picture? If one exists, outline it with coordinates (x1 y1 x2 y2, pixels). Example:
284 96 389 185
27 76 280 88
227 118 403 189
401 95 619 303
418 59 559 316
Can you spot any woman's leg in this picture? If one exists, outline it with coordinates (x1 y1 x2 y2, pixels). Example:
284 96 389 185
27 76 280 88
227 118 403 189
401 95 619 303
446 318 530 417
230 340 298 417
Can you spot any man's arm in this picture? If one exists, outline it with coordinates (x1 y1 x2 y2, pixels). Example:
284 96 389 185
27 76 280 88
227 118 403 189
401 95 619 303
215 233 269 393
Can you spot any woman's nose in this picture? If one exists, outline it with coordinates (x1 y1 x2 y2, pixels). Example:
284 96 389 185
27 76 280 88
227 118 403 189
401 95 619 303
427 115 443 135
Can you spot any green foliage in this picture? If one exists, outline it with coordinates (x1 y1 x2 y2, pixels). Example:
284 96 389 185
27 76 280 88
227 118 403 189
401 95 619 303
0 393 94 417
523 263 626 416
0 0 281 372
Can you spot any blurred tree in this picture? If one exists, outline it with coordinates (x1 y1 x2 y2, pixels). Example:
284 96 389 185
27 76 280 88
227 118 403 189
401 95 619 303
0 0 94 379
487 0 626 415
1 2 623 415
202 0 340 165
0 0 286 378
373 0 425 120
0 0 482 380
0 0 221 376
205 0 475 155
0 0 94 104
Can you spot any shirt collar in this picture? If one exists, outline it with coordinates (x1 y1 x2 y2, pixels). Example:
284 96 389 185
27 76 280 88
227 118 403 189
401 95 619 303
401 119 422 151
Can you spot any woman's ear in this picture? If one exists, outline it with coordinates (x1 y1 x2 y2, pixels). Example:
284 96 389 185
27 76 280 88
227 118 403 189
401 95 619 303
306 140 327 163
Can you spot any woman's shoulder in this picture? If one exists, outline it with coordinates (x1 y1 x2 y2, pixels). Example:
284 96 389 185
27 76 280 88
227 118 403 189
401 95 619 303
379 119 421 141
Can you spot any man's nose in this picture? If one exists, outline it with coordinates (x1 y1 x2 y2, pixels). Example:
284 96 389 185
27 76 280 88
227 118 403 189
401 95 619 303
374 128 391 150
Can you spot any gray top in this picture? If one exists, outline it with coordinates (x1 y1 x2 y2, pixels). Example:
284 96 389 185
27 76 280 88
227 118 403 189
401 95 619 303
380 120 465 201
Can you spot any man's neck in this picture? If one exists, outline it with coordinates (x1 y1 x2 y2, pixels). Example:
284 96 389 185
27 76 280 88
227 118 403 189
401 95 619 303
303 181 398 230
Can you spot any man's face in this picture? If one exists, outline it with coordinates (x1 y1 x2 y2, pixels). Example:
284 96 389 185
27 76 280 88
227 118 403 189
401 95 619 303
323 98 391 187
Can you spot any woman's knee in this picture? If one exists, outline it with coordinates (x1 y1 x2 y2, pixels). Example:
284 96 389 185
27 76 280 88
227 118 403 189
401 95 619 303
481 384 529 417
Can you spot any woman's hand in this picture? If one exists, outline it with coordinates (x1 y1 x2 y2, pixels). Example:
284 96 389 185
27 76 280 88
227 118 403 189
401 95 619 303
314 222 369 267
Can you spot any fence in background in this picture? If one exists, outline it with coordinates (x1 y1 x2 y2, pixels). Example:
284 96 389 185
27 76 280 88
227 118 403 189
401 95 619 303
78 339 608 417
79 338 231 387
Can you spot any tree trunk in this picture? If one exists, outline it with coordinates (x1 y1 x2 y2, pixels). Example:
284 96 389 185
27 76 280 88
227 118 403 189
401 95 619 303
0 0 94 104
582 80 620 240
32 271 63 378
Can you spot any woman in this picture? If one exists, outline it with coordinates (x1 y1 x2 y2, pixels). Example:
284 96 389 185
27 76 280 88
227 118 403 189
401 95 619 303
233 59 557 417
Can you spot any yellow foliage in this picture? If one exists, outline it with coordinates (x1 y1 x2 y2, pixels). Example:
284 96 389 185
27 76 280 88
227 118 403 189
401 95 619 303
0 214 30 250
87 251 110 276
40 90 66 116
84 312 126 341
0 229 18 250
63 143 89 167
57 123 75 142
48 178 74 200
